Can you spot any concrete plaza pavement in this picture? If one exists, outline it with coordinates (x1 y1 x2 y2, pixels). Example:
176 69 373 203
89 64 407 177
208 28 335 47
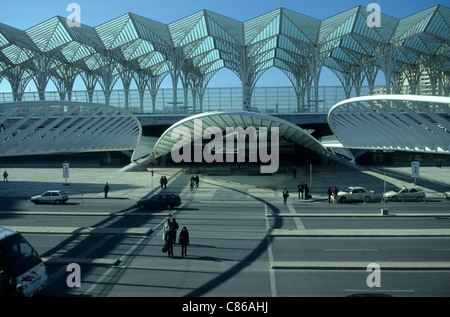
0 163 449 202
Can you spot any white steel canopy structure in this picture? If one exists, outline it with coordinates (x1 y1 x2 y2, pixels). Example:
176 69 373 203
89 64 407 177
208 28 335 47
0 5 448 111
0 101 142 157
150 111 328 161
328 95 450 153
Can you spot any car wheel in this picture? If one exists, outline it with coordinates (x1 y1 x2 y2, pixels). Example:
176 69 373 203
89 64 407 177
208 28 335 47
364 196 371 203
33 200 39 204
391 196 398 202
167 204 173 210
339 197 346 203
55 200 61 205
416 196 423 202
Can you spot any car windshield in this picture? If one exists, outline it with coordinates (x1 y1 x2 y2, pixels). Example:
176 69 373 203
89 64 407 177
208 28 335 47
344 188 352 193
0 233 42 277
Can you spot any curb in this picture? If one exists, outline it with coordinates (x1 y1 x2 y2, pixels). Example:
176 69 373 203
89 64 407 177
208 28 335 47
9 225 153 236
267 213 450 217
271 261 450 270
269 228 450 237
42 257 121 266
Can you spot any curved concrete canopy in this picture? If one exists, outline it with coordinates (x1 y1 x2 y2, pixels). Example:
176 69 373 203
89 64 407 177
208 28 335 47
151 111 329 161
0 101 142 157
328 95 450 153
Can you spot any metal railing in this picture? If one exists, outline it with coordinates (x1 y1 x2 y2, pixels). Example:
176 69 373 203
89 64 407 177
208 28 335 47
1 85 448 115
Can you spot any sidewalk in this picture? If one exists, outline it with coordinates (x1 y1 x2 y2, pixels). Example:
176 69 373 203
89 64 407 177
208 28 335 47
0 164 449 201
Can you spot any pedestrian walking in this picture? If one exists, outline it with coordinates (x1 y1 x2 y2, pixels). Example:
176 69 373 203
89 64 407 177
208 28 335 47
165 226 174 258
298 182 305 199
190 175 195 191
162 219 170 241
104 182 110 198
437 159 442 168
160 176 164 189
292 168 297 178
304 183 310 200
282 188 289 205
163 176 168 188
195 174 199 188
327 186 332 203
179 226 190 258
332 186 339 204
170 218 179 244
297 182 302 199
3 170 8 182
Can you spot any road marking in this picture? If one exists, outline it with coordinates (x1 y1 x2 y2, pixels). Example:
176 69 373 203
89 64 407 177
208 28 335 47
344 289 415 293
325 249 379 252
265 205 277 297
287 203 305 229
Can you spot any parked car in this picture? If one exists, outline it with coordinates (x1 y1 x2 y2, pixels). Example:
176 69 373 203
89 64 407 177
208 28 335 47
31 190 69 204
336 186 376 203
136 194 181 210
383 186 426 202
444 191 450 200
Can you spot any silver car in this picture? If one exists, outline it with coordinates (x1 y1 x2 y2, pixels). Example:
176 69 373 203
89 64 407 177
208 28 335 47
31 190 69 204
336 186 376 203
383 186 425 202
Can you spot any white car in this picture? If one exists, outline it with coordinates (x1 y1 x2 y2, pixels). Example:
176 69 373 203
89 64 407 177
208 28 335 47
444 192 450 200
31 190 69 204
336 186 376 203
383 186 425 202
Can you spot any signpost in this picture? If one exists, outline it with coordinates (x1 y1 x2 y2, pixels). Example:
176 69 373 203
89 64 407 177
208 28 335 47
381 173 388 215
63 162 70 186
411 161 420 184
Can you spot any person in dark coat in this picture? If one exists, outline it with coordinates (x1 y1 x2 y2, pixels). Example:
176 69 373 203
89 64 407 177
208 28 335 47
195 175 199 188
179 226 190 258
282 188 289 205
104 182 110 198
327 187 332 203
165 226 175 257
297 182 303 199
170 218 179 244
304 183 310 200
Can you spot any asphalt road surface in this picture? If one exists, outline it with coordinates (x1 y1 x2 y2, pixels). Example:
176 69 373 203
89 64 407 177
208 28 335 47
1 191 450 298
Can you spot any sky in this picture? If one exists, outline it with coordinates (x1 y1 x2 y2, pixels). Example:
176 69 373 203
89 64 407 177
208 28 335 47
0 0 447 92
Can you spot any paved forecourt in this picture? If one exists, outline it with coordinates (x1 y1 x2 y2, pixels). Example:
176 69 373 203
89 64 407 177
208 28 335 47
1 163 450 297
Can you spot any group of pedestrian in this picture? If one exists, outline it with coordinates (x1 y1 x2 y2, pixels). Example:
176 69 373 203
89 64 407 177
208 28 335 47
189 174 199 190
160 176 168 189
297 181 310 200
283 168 312 205
162 218 190 258
327 186 339 203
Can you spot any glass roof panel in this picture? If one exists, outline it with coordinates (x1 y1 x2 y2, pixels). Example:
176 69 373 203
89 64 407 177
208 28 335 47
96 14 139 49
1 44 32 64
0 32 9 48
26 17 73 52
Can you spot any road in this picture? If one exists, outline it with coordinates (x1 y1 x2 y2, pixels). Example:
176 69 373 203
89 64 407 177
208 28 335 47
1 189 450 298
